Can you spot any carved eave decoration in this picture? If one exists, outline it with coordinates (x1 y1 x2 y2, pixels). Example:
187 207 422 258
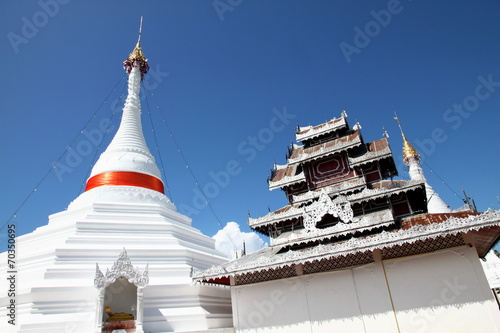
292 177 366 204
248 205 303 228
249 191 354 230
348 145 392 167
303 190 353 231
194 210 500 282
94 249 149 289
288 133 362 165
249 180 424 229
271 209 395 247
296 116 347 142
347 179 425 205
268 171 306 190
268 164 306 190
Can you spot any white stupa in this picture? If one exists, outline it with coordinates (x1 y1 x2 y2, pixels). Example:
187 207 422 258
0 32 232 333
395 117 452 213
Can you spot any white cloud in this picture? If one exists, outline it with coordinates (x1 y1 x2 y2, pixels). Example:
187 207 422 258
212 222 267 259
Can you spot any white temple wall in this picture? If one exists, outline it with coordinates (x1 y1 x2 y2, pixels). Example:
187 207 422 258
231 245 500 333
231 264 399 333
231 275 310 332
385 245 500 333
351 261 400 333
303 269 368 333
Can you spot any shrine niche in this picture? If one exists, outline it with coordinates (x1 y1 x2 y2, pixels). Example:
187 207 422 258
94 249 148 333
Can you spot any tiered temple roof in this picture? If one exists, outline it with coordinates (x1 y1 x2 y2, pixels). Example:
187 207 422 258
268 163 306 190
250 179 425 230
348 138 392 167
287 131 362 164
295 114 347 142
193 111 500 286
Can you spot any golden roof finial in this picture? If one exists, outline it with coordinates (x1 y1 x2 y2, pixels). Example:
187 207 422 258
123 16 149 79
394 112 419 165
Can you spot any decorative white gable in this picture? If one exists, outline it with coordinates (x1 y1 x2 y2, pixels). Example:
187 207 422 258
95 249 149 289
94 249 150 333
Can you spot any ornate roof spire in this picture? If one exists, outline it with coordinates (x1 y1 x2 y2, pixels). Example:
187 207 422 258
84 18 164 194
394 113 419 165
123 17 149 80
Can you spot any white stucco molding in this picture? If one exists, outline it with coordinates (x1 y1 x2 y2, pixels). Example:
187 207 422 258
68 185 176 211
194 209 500 281
94 248 149 289
302 190 353 231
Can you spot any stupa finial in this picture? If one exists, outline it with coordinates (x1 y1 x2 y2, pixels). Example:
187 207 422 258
123 16 149 79
394 112 419 165
138 16 143 42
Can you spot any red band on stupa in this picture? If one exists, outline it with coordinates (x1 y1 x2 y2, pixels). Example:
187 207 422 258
85 171 164 194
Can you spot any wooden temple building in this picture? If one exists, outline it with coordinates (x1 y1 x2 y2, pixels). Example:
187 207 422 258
194 112 500 332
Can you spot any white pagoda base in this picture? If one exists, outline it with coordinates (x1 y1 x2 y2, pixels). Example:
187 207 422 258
0 187 233 333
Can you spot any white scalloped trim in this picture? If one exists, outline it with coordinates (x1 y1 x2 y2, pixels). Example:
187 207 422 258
194 210 500 280
68 185 176 211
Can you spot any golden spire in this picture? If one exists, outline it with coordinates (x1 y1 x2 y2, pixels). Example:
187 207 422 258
123 17 149 79
394 113 420 165
128 41 147 63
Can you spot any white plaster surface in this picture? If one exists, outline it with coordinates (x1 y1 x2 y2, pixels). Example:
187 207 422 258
0 199 233 332
230 246 500 333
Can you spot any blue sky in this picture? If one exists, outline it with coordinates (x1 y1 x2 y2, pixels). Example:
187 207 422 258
1 0 499 245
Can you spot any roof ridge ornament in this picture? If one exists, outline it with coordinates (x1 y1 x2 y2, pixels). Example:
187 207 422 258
341 107 348 118
123 16 149 79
